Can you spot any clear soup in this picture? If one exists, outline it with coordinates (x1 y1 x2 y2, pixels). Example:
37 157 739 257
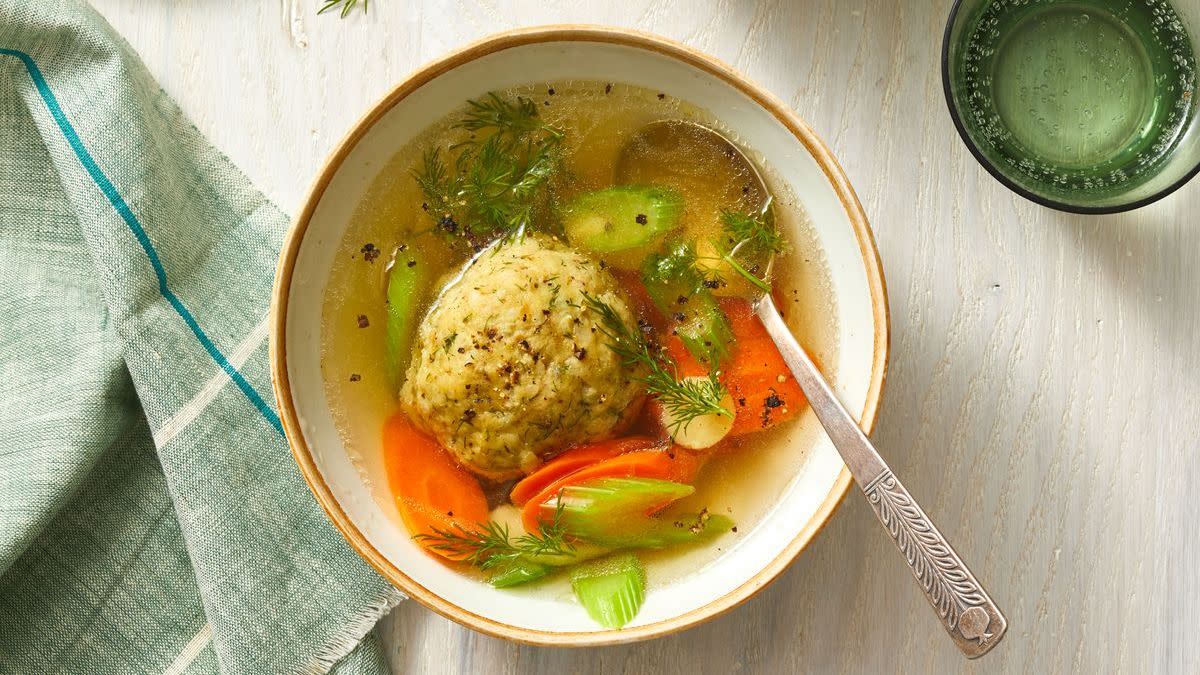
321 81 839 613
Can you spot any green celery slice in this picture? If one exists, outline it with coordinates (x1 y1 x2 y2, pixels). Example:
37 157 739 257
563 185 682 258
385 246 433 385
540 478 735 549
570 553 646 628
641 241 734 365
489 558 552 588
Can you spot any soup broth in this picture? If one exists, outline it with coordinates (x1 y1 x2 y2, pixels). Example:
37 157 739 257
321 81 839 617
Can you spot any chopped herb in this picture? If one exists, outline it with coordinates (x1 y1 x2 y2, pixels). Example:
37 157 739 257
443 333 458 353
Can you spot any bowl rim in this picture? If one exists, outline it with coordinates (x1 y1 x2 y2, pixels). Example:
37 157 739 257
940 0 1200 215
269 25 890 647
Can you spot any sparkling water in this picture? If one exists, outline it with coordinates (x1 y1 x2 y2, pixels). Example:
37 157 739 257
955 0 1196 197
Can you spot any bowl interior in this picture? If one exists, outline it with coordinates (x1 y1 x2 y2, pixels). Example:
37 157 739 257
277 31 886 643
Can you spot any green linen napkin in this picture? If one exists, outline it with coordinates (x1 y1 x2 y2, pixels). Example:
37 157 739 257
0 2 405 672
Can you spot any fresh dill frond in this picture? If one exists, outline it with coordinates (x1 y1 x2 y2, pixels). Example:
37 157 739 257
720 207 787 256
715 204 788 293
318 0 367 18
583 294 732 434
456 93 558 137
413 499 574 569
412 92 563 246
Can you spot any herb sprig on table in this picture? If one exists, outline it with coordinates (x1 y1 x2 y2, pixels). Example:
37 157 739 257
583 294 731 434
318 0 367 18
414 93 564 248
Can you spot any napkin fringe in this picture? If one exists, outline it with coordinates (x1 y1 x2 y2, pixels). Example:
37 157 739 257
299 589 406 675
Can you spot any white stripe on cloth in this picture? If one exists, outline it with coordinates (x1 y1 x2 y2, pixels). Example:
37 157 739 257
152 317 270 447
161 624 212 675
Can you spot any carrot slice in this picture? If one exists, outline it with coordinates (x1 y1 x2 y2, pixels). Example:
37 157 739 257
382 413 489 560
609 270 666 330
521 446 706 531
663 333 708 378
719 298 807 436
510 436 662 506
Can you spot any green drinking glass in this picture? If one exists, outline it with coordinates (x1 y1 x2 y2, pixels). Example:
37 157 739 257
943 0 1200 213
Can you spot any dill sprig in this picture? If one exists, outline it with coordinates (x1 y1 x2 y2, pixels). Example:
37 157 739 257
413 93 563 246
715 202 788 293
318 0 367 18
413 499 574 570
583 294 732 434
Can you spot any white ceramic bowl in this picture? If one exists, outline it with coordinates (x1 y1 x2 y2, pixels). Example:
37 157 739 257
271 26 888 646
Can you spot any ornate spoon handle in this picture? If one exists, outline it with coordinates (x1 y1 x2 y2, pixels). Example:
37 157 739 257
754 295 1007 658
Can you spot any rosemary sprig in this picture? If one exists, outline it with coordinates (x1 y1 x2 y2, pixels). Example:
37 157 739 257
715 203 788 293
583 294 732 434
318 0 367 18
413 93 563 246
413 498 574 570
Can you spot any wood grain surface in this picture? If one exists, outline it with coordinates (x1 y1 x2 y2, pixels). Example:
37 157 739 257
89 0 1199 672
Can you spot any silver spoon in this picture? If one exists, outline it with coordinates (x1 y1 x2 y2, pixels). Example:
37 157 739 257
619 121 1007 658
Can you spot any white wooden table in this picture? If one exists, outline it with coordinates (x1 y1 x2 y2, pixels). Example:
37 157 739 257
90 0 1200 672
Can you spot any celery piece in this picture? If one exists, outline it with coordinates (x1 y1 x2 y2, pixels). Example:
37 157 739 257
570 553 646 629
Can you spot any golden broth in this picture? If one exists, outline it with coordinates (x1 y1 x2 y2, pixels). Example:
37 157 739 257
321 81 839 590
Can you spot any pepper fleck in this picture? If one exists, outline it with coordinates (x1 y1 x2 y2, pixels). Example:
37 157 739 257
636 213 648 225
657 92 666 99
547 87 556 95
574 346 587 360
349 373 361 382
360 243 380 262
673 312 686 322
605 83 612 94
356 314 369 328
765 393 784 408
462 409 477 422
406 259 417 268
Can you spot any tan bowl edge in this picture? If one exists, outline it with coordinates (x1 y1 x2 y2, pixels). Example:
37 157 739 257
269 25 891 647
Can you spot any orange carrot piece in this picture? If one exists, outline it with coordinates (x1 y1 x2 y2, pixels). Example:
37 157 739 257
521 446 705 531
719 298 807 436
609 269 666 330
510 436 662 506
382 413 489 560
663 333 708 378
